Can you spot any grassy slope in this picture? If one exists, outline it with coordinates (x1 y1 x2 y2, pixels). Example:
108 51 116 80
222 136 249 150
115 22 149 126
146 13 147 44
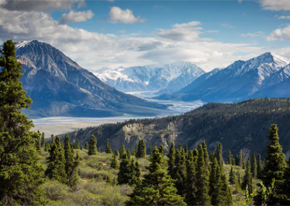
39 149 254 206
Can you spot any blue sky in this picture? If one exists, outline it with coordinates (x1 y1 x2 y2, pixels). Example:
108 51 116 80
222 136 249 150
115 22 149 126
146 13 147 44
1 0 290 71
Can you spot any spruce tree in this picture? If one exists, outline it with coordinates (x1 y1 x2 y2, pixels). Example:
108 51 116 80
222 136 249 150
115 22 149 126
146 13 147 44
128 159 141 186
46 136 67 184
210 158 222 206
168 141 176 178
202 140 210 171
106 138 112 153
229 167 236 184
159 144 164 155
110 153 119 169
0 40 46 205
136 139 146 158
64 135 79 187
127 149 131 160
173 146 187 196
35 130 41 151
117 153 132 184
85 142 89 150
41 132 45 148
126 146 186 206
251 154 257 179
215 142 223 167
120 143 127 159
185 150 197 205
242 160 253 194
259 124 287 204
220 173 233 206
236 170 242 189
195 144 211 206
257 153 263 179
88 134 97 155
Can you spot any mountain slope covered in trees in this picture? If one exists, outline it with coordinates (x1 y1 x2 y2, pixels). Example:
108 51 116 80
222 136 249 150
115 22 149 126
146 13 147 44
64 98 290 158
15 40 167 118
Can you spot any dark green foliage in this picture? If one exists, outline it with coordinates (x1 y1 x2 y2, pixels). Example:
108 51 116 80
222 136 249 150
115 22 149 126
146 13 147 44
202 140 210 171
215 142 223 167
210 158 222 205
64 135 79 187
127 149 131 160
46 136 67 184
128 160 141 186
185 143 188 155
251 154 257 179
242 160 253 194
168 141 175 178
158 145 164 155
44 142 49 152
126 146 186 206
88 134 97 156
136 139 146 158
258 124 287 204
85 142 89 150
0 40 46 205
195 144 211 206
106 138 112 154
236 171 242 191
257 153 263 179
220 173 233 206
41 132 45 148
114 150 119 156
185 151 197 205
117 153 132 184
229 167 236 184
173 146 187 196
110 153 119 169
35 131 41 151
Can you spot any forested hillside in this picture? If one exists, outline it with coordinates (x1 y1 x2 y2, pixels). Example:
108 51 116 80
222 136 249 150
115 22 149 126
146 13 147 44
64 98 290 158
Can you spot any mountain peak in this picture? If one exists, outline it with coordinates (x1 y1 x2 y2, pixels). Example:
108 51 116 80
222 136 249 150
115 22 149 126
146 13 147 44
255 52 290 65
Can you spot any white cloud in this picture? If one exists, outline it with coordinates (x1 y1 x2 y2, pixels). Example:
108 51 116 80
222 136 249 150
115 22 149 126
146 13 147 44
221 24 234 28
241 31 264 37
156 21 205 42
59 10 94 24
266 25 290 41
0 7 268 72
0 0 84 11
109 6 146 24
260 0 290 11
278 15 290 19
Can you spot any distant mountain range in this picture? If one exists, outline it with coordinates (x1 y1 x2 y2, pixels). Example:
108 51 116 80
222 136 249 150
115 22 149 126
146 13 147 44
155 52 290 102
15 40 167 118
96 62 205 94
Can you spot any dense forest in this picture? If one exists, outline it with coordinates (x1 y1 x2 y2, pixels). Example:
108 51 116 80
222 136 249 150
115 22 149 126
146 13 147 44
1 40 290 205
64 97 290 159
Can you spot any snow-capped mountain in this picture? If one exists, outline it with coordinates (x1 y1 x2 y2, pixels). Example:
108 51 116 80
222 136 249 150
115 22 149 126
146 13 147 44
96 61 205 93
155 52 290 102
14 40 167 118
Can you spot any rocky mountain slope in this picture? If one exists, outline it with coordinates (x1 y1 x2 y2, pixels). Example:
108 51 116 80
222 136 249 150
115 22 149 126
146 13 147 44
63 98 290 158
155 52 290 102
96 61 205 94
15 40 167 118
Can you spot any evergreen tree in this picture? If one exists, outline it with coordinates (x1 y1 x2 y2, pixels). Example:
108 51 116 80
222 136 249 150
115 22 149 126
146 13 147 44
158 145 164 156
168 141 176 178
120 144 127 159
114 150 119 156
128 159 141 186
41 132 45 148
210 158 222 206
64 135 79 187
75 139 80 149
242 160 253 194
0 40 46 205
173 146 187 196
251 154 257 179
110 153 119 169
215 142 223 167
136 139 146 158
35 130 41 151
228 150 233 165
127 149 131 160
235 171 242 192
126 146 186 206
257 153 263 179
88 134 97 155
259 124 287 204
44 142 49 152
220 173 233 206
185 151 197 205
229 167 236 184
85 142 89 150
195 144 211 206
117 153 132 184
46 136 67 184
202 140 210 171
185 143 188 155
106 138 112 154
